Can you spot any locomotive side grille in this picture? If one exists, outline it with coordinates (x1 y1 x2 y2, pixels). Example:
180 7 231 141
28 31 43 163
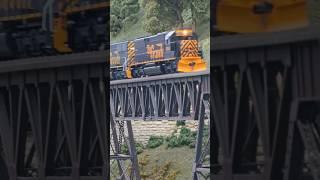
180 40 199 58
127 41 135 66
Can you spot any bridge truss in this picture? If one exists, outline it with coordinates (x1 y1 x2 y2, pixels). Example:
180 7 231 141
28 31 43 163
0 51 108 180
212 28 320 180
110 71 211 180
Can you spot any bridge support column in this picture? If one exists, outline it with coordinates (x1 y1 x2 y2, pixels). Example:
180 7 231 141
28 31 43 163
192 93 210 180
110 116 141 180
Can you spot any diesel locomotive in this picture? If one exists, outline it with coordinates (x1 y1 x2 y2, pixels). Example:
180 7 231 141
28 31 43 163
110 29 207 80
0 0 108 60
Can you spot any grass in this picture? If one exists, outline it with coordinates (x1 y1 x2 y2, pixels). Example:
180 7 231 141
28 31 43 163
110 144 195 180
138 144 195 180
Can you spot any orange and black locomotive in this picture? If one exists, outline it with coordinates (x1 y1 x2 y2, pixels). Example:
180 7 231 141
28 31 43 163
110 29 207 80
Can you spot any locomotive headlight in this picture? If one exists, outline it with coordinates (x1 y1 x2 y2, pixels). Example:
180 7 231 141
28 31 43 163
176 29 192 36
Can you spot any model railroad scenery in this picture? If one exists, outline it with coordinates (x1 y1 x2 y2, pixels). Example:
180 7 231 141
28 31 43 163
0 0 109 179
212 0 320 180
109 0 210 179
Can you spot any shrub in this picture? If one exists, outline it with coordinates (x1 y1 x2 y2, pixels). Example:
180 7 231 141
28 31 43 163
120 141 144 154
136 142 145 154
167 135 180 148
147 136 164 149
176 120 185 127
180 127 191 136
167 127 196 148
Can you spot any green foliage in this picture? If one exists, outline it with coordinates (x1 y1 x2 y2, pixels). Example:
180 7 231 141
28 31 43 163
110 15 122 36
143 17 166 35
167 127 196 148
147 136 164 149
110 0 124 35
121 0 140 30
136 142 145 154
120 141 144 154
142 0 184 34
110 0 140 35
176 120 185 127
141 0 210 34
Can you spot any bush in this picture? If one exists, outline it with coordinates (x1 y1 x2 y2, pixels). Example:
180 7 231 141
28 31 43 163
180 127 191 136
147 136 164 149
167 135 180 148
167 127 196 148
136 142 145 154
120 141 144 154
176 120 185 127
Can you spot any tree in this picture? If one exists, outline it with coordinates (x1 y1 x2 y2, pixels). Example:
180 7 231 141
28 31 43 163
121 0 140 31
110 0 140 35
142 0 210 34
142 0 185 34
188 0 210 27
110 0 124 35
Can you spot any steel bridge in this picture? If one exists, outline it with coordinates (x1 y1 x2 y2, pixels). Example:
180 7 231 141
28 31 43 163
110 71 211 180
211 28 320 180
0 51 108 180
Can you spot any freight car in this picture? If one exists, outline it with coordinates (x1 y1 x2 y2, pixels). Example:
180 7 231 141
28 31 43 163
0 0 108 60
110 29 207 80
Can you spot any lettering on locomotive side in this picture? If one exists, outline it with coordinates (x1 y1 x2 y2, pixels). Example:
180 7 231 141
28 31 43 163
110 51 121 65
146 43 164 59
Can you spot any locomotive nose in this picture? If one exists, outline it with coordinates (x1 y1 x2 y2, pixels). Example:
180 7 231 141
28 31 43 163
177 56 207 73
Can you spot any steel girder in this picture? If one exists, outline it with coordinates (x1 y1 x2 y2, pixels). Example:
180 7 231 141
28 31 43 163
110 71 210 121
212 28 320 180
0 52 108 179
110 71 211 180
